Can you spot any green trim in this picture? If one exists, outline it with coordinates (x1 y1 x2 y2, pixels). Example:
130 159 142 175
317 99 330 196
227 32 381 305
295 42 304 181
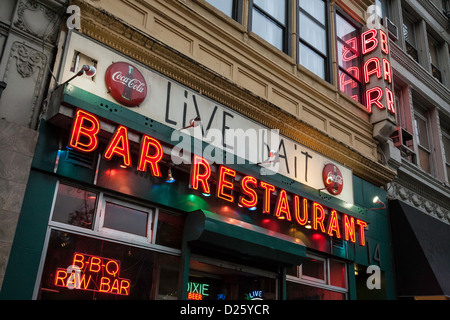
184 210 307 266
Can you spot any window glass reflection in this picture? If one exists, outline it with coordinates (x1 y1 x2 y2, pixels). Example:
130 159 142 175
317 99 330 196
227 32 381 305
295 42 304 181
52 184 97 230
252 9 284 51
103 202 149 237
37 230 180 300
254 0 286 24
155 210 185 249
299 43 325 78
206 0 234 17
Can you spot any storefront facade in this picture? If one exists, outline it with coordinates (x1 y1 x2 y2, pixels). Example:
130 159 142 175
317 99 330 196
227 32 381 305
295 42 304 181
1 0 399 300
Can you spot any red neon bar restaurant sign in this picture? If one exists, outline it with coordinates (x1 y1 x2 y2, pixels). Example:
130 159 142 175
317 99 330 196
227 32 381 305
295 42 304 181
68 109 368 247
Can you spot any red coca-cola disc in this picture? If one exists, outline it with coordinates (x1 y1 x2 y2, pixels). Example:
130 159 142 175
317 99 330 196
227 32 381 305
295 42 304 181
322 164 344 195
105 62 147 107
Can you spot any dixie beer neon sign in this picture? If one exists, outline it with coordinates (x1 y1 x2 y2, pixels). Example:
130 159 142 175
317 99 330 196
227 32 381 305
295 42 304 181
68 109 368 247
339 28 395 115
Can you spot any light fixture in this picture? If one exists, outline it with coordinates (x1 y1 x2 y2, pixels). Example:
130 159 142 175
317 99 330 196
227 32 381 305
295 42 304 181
166 167 175 183
367 196 386 210
178 117 201 131
257 150 279 165
249 206 257 211
61 65 97 86
305 221 312 229
202 192 211 197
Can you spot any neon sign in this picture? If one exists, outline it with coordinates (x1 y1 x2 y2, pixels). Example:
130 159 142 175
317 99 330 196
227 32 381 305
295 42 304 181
245 291 263 300
187 282 210 300
190 160 368 246
339 27 395 115
66 110 368 247
54 253 131 296
69 109 163 173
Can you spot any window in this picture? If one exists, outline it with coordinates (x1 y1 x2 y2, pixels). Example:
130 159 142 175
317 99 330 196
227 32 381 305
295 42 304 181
51 182 184 250
37 230 180 300
390 85 416 163
206 0 241 21
402 11 419 62
298 0 330 80
336 11 362 103
189 256 278 300
250 0 289 52
441 119 450 183
375 0 389 18
428 34 442 82
414 106 433 174
287 254 348 300
99 199 153 242
51 184 97 230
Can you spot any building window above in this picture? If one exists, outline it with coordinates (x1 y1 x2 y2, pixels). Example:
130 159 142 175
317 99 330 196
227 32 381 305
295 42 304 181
250 0 289 52
335 11 362 102
298 0 329 80
414 105 433 175
402 11 419 62
206 0 241 21
390 85 416 163
428 33 443 83
440 119 450 184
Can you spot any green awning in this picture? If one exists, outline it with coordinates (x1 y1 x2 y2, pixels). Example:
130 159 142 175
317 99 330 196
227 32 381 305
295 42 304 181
184 210 306 266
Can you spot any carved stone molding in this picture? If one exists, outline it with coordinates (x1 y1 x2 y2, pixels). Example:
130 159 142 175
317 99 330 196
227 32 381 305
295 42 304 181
3 41 48 127
9 41 47 78
69 0 397 187
14 0 61 44
387 178 450 225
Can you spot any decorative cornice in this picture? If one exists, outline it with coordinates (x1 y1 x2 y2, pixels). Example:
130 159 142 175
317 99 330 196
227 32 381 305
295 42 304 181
387 159 450 224
70 0 396 187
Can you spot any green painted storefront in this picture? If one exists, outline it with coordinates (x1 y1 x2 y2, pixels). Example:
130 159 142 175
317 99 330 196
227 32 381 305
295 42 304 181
0 85 396 300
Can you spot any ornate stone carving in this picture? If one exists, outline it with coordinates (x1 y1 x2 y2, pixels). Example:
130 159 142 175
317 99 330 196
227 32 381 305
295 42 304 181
14 0 61 43
3 41 48 127
387 181 450 225
10 42 47 78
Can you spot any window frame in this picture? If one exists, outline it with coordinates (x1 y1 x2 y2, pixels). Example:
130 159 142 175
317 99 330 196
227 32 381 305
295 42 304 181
414 107 434 175
298 0 332 82
205 0 243 23
286 253 348 297
49 181 182 254
248 0 292 54
402 10 419 62
442 130 450 183
97 195 155 244
334 7 363 101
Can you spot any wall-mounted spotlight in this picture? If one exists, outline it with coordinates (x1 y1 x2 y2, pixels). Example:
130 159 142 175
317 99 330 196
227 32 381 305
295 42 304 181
60 65 97 86
367 196 386 210
178 117 201 131
257 150 279 165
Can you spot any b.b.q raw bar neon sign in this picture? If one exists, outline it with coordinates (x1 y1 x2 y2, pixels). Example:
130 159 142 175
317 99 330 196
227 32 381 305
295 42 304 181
54 252 131 296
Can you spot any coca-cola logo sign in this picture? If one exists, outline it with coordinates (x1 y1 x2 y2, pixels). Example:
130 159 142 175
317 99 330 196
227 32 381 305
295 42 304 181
105 62 147 107
322 164 344 195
